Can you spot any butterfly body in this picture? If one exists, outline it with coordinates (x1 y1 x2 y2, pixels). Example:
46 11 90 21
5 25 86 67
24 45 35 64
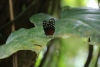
43 18 55 35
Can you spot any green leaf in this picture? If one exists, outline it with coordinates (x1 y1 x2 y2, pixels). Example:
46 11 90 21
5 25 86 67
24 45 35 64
0 28 51 59
1 7 100 60
30 7 100 45
29 7 100 67
60 7 100 45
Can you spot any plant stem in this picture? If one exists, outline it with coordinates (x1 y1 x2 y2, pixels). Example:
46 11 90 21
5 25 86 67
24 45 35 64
9 0 17 67
9 0 15 31
84 38 93 67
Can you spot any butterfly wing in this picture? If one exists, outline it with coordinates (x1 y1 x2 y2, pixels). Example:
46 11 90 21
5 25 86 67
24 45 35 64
43 18 55 35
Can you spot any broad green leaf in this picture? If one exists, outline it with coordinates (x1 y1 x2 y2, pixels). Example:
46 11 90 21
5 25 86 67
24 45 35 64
1 7 100 60
61 7 100 45
0 27 51 59
30 7 100 45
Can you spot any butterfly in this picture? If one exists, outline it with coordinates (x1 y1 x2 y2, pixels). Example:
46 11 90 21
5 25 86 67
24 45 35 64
43 18 55 36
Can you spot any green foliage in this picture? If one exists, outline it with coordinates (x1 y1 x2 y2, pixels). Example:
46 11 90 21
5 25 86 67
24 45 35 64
31 7 100 45
0 7 100 67
0 28 51 59
35 36 86 67
61 7 100 45
30 7 100 67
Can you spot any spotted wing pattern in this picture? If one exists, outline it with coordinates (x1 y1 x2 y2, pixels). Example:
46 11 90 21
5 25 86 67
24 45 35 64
43 18 55 35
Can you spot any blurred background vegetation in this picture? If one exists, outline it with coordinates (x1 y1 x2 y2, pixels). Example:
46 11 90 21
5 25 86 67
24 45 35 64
0 0 99 67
